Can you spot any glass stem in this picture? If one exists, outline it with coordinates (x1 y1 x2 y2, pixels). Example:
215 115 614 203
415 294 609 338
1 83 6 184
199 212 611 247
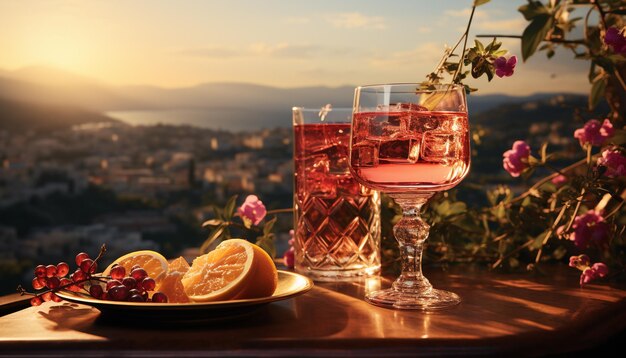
389 193 434 293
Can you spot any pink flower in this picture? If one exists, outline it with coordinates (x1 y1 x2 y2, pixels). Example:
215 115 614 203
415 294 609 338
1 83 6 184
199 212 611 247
494 55 517 78
580 268 596 286
591 262 609 278
503 140 531 177
569 210 610 249
237 195 267 227
569 254 590 269
579 262 609 287
573 119 614 147
597 148 626 177
551 174 567 186
605 26 626 55
283 229 295 268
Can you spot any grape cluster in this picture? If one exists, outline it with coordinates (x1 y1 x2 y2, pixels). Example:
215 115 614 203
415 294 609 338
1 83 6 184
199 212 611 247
20 245 168 305
95 264 168 303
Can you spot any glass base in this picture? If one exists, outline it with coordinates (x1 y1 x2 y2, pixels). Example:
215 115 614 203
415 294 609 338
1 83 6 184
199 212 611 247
296 265 380 282
365 287 461 311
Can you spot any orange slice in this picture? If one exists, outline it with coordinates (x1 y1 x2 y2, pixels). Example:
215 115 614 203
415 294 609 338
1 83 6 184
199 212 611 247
103 250 168 283
181 239 278 302
155 256 191 303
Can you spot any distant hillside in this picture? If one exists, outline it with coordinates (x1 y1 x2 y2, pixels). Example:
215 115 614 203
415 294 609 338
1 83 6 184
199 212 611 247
0 65 582 116
470 94 608 175
0 98 118 133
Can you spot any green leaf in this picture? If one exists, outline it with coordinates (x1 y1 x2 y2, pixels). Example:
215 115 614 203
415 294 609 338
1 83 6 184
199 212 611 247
485 38 501 53
518 1 549 21
255 234 276 258
492 49 508 57
474 0 491 6
223 195 238 220
447 202 468 216
263 216 277 235
212 205 224 220
202 219 225 227
589 75 606 110
200 225 226 253
521 15 554 61
532 230 550 249
474 39 485 53
540 142 548 163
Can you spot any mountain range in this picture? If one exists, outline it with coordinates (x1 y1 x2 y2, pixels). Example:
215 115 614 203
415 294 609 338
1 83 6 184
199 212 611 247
0 65 590 132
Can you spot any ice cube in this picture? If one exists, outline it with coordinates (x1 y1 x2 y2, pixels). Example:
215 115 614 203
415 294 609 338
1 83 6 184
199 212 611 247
395 103 428 111
408 135 422 163
410 115 439 133
304 154 336 198
306 153 330 174
421 132 459 163
352 141 379 167
379 138 411 161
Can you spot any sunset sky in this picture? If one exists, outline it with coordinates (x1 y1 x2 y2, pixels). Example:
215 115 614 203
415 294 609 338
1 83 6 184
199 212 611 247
0 0 589 95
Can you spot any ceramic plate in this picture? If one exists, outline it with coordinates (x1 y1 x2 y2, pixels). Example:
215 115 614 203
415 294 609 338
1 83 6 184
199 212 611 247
56 270 313 323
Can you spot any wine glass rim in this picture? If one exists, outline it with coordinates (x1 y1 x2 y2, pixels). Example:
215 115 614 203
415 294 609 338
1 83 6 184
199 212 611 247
356 83 464 93
292 106 352 112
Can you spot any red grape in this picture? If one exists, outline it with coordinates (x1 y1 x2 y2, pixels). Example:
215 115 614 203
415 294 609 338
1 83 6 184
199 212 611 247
106 279 122 290
130 268 147 282
89 285 103 298
128 289 143 299
34 265 46 278
151 292 168 303
110 265 126 280
46 276 60 289
60 278 79 292
101 292 109 300
122 277 137 290
108 285 129 301
45 265 57 278
128 294 144 302
140 277 156 291
75 252 90 266
79 259 97 274
41 291 53 302
32 277 45 290
131 264 141 271
56 262 70 277
30 296 43 306
71 269 87 283
51 293 63 303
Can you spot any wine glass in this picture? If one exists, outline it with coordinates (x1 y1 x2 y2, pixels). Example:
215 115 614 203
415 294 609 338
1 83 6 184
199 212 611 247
349 83 470 310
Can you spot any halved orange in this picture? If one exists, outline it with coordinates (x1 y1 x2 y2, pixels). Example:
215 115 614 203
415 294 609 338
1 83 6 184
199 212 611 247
103 250 169 283
181 239 278 302
155 256 191 303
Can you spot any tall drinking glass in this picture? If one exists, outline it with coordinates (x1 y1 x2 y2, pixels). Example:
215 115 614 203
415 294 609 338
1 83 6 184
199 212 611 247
293 107 381 281
349 84 470 310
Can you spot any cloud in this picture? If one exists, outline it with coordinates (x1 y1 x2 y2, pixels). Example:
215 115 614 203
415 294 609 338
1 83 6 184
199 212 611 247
325 12 386 30
177 43 370 60
444 8 489 19
249 42 319 58
369 43 443 68
416 26 432 34
473 18 527 33
299 67 359 79
442 8 526 36
177 46 244 58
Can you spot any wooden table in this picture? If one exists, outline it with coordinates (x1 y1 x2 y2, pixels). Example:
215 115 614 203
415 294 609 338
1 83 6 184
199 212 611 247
1 265 625 357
